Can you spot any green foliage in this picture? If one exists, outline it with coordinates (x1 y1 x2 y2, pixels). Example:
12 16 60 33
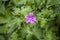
0 0 5 14
0 0 59 40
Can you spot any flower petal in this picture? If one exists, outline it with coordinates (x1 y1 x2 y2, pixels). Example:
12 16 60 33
30 20 34 23
29 12 33 16
25 19 30 23
32 17 36 21
25 12 36 24
25 15 29 18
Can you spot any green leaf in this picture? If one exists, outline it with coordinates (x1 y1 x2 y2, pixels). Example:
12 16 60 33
32 27 42 40
21 6 32 16
0 35 5 40
56 0 60 4
12 0 27 5
45 29 56 40
40 19 47 27
12 7 20 15
0 25 8 34
46 0 56 8
9 32 18 40
0 1 5 14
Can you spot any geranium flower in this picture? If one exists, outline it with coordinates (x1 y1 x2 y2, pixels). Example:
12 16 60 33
25 12 36 23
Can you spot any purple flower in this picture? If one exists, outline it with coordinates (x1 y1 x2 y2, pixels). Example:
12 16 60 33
25 12 36 23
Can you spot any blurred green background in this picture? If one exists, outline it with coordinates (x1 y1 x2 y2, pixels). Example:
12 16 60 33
0 0 60 40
